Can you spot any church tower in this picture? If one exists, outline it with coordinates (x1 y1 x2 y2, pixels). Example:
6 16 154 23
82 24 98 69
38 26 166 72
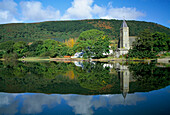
119 20 130 50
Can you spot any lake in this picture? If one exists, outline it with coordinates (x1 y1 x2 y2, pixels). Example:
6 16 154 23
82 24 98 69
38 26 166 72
0 61 170 115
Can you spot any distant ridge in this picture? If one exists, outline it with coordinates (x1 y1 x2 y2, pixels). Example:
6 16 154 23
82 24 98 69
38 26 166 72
0 19 169 43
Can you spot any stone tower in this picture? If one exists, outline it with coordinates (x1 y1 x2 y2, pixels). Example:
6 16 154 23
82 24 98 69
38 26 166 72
119 20 130 50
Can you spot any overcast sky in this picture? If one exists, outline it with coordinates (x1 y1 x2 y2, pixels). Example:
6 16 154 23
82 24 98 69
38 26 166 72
0 0 169 27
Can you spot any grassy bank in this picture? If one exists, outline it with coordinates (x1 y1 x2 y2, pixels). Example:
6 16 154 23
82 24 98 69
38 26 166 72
18 57 156 62
0 56 168 63
18 57 87 62
18 57 51 62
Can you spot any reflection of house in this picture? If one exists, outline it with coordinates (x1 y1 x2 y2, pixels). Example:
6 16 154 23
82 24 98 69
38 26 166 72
74 61 84 68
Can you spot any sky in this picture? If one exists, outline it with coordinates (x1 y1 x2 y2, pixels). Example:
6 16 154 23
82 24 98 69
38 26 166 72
0 0 169 28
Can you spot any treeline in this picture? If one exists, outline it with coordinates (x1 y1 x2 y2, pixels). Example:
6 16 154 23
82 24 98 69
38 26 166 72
0 19 169 43
0 29 111 59
0 39 71 59
127 30 170 59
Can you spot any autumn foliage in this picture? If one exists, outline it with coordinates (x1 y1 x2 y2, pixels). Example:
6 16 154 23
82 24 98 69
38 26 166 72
88 21 112 29
64 38 76 48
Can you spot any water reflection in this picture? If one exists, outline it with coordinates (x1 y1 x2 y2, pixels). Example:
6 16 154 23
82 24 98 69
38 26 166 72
0 61 169 95
1 85 170 115
0 92 146 115
0 61 170 114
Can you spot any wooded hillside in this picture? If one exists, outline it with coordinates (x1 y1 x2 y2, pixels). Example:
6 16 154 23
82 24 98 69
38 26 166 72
0 19 169 43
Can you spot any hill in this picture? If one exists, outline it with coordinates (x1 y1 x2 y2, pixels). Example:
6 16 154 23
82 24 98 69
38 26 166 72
0 19 169 43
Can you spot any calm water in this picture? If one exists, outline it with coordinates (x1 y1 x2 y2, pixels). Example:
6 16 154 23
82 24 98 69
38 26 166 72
0 61 170 115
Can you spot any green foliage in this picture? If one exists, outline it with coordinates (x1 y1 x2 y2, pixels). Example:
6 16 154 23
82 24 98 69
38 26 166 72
0 61 169 94
0 40 15 53
77 62 115 90
128 63 170 92
0 50 5 58
75 29 110 58
13 41 29 57
152 32 169 52
0 61 118 94
128 30 169 59
29 39 69 58
3 53 18 60
163 52 170 56
0 39 71 59
0 19 169 43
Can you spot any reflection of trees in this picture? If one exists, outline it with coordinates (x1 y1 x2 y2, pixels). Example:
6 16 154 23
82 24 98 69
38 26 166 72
0 61 120 94
0 61 169 94
128 63 170 92
0 61 89 94
0 62 119 94
77 62 119 91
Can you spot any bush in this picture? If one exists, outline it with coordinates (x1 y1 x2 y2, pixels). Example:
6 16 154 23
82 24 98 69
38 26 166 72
0 50 5 58
163 52 170 56
3 53 18 60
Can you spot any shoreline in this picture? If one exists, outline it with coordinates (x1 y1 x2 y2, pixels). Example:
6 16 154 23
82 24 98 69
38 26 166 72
17 57 162 63
0 57 169 63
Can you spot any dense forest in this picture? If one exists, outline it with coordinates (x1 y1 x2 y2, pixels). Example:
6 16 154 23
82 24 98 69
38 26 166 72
0 19 169 43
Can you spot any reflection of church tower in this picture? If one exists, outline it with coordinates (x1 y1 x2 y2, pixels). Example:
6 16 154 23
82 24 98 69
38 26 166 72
116 63 130 99
120 70 130 99
119 20 130 50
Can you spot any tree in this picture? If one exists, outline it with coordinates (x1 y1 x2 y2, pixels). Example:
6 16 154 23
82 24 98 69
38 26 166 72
0 40 15 53
64 38 76 48
135 29 153 52
36 39 69 57
74 29 110 58
128 30 158 59
13 41 29 57
152 32 169 52
0 50 4 58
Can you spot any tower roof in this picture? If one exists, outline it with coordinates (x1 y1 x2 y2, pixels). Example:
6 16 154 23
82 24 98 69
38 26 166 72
121 20 128 28
122 92 128 99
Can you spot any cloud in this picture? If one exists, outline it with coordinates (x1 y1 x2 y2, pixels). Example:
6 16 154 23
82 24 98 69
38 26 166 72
63 94 145 114
62 0 145 20
0 93 18 115
0 0 20 24
0 0 145 24
92 4 106 17
63 95 94 115
100 7 145 20
21 94 61 114
0 0 17 14
62 0 93 19
20 1 60 21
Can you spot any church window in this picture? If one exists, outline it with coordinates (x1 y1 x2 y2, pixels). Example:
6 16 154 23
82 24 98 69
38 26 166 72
124 31 127 36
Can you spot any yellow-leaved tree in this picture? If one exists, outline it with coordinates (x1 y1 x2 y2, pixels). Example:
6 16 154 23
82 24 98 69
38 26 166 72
64 38 76 48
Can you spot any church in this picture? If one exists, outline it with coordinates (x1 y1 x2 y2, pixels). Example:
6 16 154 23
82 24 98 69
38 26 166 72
115 20 137 57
